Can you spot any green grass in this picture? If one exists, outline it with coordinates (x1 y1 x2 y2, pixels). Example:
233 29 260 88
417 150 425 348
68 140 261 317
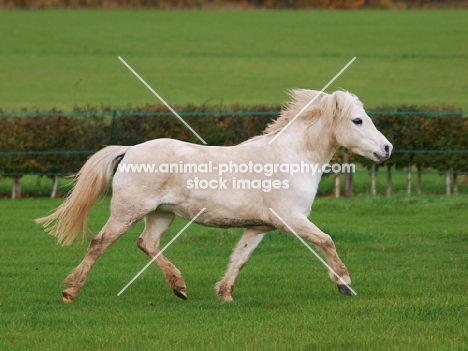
1 195 467 350
0 10 467 111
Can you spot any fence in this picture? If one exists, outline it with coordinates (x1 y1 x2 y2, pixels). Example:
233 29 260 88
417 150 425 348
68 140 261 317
1 106 467 198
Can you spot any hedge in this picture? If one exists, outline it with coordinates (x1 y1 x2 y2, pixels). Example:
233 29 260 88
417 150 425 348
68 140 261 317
0 103 467 197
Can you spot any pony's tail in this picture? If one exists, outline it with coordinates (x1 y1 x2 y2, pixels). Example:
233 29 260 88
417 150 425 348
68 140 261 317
35 145 130 246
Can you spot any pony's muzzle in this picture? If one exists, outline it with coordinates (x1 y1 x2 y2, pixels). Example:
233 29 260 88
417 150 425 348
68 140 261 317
374 142 392 162
384 144 391 156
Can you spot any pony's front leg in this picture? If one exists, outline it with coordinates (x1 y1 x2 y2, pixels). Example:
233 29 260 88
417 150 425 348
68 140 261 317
216 227 269 302
275 214 353 296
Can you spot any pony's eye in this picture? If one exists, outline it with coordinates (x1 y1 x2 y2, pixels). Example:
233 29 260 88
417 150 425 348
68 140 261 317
352 118 362 126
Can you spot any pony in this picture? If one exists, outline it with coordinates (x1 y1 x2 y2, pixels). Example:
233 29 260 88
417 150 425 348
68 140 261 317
36 89 392 303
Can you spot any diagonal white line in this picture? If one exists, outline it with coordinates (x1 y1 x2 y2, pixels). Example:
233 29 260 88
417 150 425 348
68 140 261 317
118 56 207 145
268 208 357 296
268 57 356 145
117 208 206 296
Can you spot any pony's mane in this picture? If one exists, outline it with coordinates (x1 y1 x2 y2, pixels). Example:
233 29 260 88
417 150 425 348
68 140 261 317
263 89 363 136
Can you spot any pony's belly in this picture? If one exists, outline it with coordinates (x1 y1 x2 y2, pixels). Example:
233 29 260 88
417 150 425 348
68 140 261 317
157 203 273 230
201 218 273 229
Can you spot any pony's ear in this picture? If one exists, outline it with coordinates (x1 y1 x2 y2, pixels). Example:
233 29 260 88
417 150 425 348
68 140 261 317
326 91 339 118
333 91 345 111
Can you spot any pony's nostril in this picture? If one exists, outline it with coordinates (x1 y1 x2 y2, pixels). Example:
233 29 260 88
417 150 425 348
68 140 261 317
384 144 390 154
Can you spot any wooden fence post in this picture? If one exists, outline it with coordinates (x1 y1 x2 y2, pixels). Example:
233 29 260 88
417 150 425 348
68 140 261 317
334 173 340 198
11 176 22 199
51 175 59 199
445 171 451 196
407 162 412 195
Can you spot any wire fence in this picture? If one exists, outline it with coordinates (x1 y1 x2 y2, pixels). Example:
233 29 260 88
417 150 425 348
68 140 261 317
1 109 467 197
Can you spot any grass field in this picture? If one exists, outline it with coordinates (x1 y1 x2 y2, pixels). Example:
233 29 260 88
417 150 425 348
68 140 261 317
0 10 467 111
1 195 467 350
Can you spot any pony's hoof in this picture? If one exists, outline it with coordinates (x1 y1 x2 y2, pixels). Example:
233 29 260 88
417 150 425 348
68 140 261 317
173 288 187 300
219 295 234 302
216 282 234 302
62 290 75 304
337 284 354 296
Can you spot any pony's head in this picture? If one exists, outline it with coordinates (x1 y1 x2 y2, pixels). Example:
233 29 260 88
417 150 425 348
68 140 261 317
279 89 392 162
329 90 392 162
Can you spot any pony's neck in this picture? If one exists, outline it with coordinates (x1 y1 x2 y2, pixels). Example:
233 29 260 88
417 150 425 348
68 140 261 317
267 118 337 165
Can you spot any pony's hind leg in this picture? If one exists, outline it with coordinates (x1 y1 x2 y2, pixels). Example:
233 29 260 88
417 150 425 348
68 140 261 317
136 211 187 300
216 227 269 302
62 214 137 303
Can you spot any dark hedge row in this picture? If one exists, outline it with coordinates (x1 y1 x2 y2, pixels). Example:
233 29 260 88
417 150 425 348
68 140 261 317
0 104 279 175
0 104 467 177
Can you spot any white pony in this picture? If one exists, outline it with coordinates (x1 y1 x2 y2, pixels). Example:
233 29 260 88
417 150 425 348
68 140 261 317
36 89 392 303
